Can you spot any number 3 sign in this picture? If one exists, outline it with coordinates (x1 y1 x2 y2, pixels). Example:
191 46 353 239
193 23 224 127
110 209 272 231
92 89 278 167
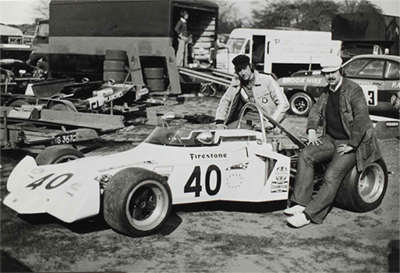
360 85 378 106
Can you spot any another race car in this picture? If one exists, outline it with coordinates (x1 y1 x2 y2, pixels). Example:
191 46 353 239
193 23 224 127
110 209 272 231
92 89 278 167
3 103 388 237
278 54 400 116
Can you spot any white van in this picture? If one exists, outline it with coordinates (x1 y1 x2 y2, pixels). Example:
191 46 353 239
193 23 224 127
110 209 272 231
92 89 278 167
216 28 341 78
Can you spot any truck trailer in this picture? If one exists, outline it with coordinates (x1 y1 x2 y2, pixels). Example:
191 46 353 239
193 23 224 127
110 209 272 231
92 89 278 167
332 13 400 62
216 28 341 78
34 0 219 94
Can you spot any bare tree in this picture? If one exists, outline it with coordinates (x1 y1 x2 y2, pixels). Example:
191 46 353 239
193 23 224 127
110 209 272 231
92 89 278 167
339 0 382 13
33 0 51 20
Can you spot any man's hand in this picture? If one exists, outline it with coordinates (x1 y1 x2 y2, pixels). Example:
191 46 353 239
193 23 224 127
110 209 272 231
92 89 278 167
308 129 322 146
215 124 227 130
337 144 354 156
253 121 274 131
265 122 274 130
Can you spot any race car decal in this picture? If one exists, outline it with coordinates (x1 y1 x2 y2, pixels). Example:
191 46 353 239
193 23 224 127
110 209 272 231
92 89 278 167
26 173 73 190
271 166 289 193
280 77 324 86
225 173 243 189
392 81 400 88
275 166 288 182
271 180 289 193
386 121 399 127
190 153 227 160
184 165 221 197
359 85 378 106
226 162 249 170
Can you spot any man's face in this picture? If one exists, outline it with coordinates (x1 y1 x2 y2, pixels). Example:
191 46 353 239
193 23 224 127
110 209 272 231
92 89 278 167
323 69 342 86
235 64 252 81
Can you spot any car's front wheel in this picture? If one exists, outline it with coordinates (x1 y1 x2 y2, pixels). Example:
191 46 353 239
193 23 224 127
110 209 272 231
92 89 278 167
103 168 172 237
335 160 388 212
289 92 313 116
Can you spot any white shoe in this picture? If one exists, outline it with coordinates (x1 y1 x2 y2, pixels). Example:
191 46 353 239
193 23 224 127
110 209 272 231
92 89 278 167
283 205 305 215
287 213 311 228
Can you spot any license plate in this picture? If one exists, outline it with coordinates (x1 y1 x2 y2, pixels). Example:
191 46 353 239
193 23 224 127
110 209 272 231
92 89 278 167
51 133 77 145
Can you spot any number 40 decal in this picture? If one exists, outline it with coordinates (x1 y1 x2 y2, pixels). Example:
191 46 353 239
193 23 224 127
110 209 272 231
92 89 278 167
184 165 221 197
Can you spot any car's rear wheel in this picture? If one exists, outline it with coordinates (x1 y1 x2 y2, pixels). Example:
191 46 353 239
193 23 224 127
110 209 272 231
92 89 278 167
103 168 172 237
335 160 388 212
35 145 84 165
289 92 313 116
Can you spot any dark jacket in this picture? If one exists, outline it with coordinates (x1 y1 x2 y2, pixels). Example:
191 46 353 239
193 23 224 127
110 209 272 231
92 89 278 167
307 77 383 171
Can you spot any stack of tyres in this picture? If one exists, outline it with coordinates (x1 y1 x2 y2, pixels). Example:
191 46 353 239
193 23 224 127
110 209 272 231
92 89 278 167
144 67 165 92
103 50 128 83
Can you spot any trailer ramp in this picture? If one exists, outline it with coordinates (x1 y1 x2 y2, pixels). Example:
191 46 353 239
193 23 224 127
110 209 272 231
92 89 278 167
178 67 234 87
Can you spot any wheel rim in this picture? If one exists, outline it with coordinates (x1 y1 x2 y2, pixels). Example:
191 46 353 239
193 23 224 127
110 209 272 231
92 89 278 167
293 96 309 113
358 163 385 203
126 180 169 231
54 154 81 164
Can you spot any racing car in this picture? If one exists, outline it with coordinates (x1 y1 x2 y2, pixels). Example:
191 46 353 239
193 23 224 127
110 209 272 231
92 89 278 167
278 54 400 117
3 103 388 237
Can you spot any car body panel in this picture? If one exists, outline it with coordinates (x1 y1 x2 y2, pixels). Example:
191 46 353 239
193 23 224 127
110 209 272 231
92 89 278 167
3 127 291 223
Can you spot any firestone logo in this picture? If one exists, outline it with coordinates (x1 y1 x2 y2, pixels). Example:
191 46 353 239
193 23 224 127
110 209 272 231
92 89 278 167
190 153 227 160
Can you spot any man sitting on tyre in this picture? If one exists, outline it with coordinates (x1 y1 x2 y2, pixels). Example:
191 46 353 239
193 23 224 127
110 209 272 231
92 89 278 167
284 56 384 228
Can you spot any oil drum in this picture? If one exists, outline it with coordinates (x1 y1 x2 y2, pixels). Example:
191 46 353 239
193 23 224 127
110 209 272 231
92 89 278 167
103 50 128 83
144 67 165 92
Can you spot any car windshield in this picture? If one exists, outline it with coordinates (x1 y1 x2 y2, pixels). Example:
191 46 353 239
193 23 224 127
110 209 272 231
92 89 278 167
144 127 215 147
344 59 384 79
226 38 246 53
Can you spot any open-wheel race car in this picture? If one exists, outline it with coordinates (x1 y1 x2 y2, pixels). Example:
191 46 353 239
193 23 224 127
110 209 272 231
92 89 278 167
3 103 388 236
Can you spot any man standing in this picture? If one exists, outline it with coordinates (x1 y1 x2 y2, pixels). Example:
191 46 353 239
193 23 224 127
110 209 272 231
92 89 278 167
174 10 190 67
285 57 383 228
215 55 289 129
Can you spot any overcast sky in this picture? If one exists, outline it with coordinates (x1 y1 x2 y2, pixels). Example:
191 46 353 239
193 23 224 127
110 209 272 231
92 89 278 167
0 0 399 25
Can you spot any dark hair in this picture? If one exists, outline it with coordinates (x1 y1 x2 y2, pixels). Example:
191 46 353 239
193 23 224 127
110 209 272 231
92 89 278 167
180 10 188 17
235 63 254 74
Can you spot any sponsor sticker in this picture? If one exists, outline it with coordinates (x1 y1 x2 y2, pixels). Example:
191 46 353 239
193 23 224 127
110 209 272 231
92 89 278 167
271 180 289 193
275 166 288 182
190 152 227 160
225 173 243 189
262 97 268 104
227 162 249 170
386 121 399 127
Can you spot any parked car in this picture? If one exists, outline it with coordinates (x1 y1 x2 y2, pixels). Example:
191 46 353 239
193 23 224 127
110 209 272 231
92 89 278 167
0 59 45 94
278 54 400 117
3 103 388 237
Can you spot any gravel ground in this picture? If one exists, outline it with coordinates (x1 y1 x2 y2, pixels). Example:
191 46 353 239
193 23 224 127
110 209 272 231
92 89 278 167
1 95 399 273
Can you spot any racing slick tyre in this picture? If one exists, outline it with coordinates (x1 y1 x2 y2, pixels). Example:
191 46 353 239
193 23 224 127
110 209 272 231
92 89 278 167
35 145 84 165
8 99 30 107
289 92 313 116
103 168 172 237
335 160 388 212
